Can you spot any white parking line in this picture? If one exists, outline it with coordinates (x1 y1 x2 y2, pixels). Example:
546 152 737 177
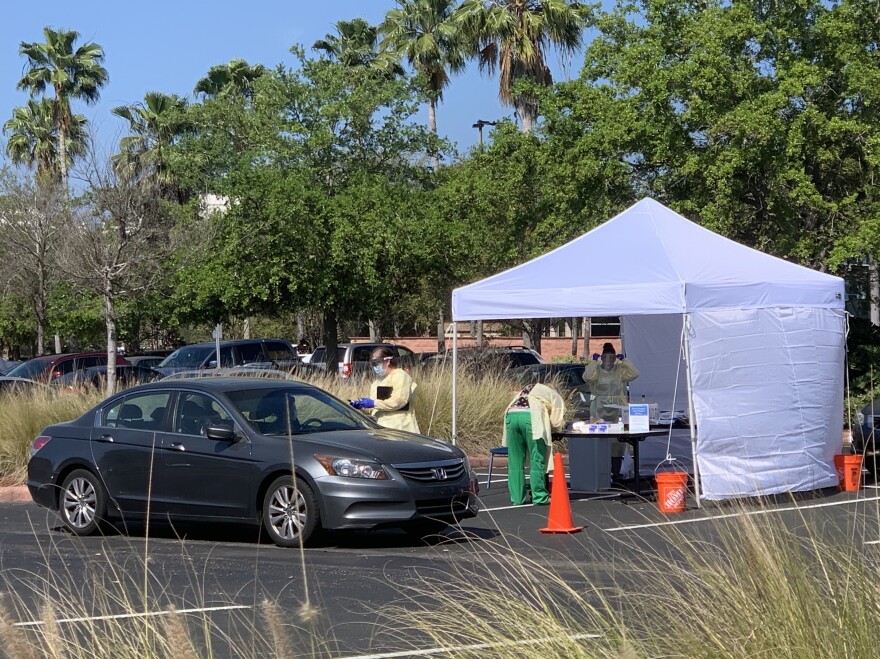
335 632 601 658
865 540 880 545
14 604 250 627
603 494 880 533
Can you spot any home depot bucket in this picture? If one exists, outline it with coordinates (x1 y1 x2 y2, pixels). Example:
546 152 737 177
655 471 688 513
834 454 863 492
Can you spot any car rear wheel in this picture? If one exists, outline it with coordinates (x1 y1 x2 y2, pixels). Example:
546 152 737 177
262 476 320 547
59 469 106 536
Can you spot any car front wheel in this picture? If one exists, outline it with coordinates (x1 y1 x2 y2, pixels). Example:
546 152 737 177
262 476 320 547
59 469 106 536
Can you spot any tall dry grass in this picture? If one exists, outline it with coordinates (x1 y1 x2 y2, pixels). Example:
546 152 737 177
0 390 103 486
382 502 880 658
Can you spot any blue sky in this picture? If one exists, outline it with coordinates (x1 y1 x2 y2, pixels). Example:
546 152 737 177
1 1 586 164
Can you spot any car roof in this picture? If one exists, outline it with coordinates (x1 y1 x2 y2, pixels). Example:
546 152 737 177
131 377 312 393
177 338 291 348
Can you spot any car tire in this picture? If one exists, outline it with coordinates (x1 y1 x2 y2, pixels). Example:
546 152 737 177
262 476 320 548
401 518 449 538
59 469 106 536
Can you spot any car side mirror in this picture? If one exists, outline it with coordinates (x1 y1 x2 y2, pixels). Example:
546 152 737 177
205 420 236 441
207 360 218 368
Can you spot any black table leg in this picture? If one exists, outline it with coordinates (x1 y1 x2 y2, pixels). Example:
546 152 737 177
631 438 641 494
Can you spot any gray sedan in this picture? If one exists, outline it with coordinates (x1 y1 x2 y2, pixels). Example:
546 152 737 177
27 378 479 546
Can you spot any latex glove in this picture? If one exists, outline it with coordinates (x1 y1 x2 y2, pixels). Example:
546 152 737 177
591 353 600 361
617 353 625 360
349 399 364 409
359 397 375 409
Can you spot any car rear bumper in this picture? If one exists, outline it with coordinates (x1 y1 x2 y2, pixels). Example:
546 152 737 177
314 475 480 530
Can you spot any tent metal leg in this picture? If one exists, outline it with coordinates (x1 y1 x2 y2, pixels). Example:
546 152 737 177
683 314 701 507
452 323 458 445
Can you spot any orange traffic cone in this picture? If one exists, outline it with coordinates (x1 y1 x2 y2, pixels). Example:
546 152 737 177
540 451 583 534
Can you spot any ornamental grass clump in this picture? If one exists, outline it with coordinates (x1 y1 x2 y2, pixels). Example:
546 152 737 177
0 535 334 659
384 501 880 658
0 389 102 485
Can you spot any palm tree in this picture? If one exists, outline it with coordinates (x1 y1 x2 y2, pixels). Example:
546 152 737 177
455 0 591 133
4 99 87 182
194 59 267 99
314 18 405 77
16 27 108 188
112 92 189 198
379 0 467 149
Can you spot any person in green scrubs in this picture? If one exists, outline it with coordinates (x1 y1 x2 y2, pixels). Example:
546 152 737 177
502 382 566 505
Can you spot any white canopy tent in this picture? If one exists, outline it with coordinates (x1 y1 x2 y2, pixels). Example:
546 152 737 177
451 198 846 501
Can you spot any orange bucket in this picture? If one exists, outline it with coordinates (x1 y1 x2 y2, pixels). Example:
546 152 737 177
655 471 688 513
834 454 863 492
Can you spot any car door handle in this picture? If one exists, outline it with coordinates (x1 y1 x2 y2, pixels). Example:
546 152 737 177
97 434 114 443
169 443 186 452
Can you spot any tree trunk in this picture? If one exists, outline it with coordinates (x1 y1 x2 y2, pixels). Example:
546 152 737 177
58 123 68 192
476 320 484 348
437 311 445 353
323 309 338 375
871 258 879 327
429 98 440 172
368 319 381 342
104 283 117 397
570 317 578 356
516 98 537 134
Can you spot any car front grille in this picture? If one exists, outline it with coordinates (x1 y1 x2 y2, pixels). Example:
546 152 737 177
394 459 466 483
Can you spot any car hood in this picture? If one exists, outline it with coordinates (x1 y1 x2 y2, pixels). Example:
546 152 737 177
293 428 464 465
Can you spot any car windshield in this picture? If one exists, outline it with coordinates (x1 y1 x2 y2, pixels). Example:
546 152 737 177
226 386 374 435
159 346 214 369
6 359 51 380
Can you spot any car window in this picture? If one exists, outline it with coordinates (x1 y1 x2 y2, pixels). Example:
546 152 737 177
264 341 295 361
226 387 372 435
159 346 214 369
48 359 75 380
174 392 232 436
77 356 103 370
6 360 52 380
102 391 171 430
310 348 325 364
352 346 373 362
236 342 264 364
396 347 414 358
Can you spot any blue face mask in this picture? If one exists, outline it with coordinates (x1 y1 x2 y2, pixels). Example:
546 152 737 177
372 364 385 377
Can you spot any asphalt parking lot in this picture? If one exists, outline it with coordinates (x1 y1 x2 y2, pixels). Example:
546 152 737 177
2 469 880 658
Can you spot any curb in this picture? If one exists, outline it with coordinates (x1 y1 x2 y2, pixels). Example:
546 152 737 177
0 486 31 502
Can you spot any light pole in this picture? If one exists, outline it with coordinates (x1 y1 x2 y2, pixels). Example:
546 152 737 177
472 119 497 148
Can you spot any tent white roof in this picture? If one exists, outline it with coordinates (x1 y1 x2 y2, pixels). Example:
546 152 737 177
452 197 844 321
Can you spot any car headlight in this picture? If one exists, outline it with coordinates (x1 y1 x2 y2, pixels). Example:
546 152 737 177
315 454 388 480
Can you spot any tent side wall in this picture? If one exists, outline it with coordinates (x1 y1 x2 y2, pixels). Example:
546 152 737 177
688 307 844 499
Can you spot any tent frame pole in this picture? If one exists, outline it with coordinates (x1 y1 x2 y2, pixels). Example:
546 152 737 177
452 322 458 445
683 313 702 507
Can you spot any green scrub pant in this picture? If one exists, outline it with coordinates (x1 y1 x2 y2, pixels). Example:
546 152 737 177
504 411 549 505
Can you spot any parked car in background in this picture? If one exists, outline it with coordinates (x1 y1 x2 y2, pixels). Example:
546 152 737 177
52 365 162 392
510 363 592 419
0 376 48 396
421 346 545 371
853 396 880 477
0 359 22 375
125 355 167 369
27 378 479 546
6 352 132 384
309 343 419 378
155 339 298 376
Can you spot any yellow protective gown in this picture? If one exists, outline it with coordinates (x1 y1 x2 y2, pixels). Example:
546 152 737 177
369 367 420 434
501 383 566 472
582 358 640 458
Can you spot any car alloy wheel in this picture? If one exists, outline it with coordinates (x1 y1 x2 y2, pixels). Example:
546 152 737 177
60 469 106 536
262 476 319 547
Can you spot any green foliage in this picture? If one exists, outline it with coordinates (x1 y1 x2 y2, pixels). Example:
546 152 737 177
47 283 104 350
